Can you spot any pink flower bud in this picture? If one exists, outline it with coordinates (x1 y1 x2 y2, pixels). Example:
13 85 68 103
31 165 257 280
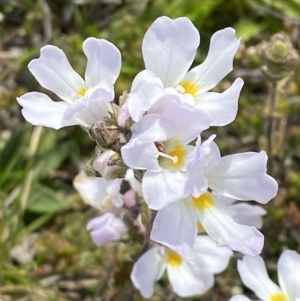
87 213 127 247
122 189 136 207
93 150 120 178
117 101 131 127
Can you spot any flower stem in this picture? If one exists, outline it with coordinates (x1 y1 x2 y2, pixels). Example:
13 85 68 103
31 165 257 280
266 83 277 174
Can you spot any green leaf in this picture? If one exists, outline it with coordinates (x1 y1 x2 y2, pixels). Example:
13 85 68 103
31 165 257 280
235 19 265 43
27 184 73 213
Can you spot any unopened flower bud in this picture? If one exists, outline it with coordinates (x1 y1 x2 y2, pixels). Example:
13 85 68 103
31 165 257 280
118 101 131 128
259 32 300 82
87 213 127 247
93 150 122 178
89 120 129 152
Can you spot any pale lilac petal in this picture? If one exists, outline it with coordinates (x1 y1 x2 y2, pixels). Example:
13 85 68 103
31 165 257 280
193 193 264 255
150 200 197 260
87 213 127 246
17 92 77 129
167 260 213 297
131 247 166 298
183 28 240 93
142 16 199 87
238 256 282 301
228 203 266 229
127 72 165 122
29 45 86 102
205 150 278 203
277 250 300 300
143 170 188 210
83 38 121 87
121 138 161 171
193 235 233 273
195 78 244 126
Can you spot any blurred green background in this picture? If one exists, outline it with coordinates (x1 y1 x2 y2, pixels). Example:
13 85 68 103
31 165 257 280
1 0 300 300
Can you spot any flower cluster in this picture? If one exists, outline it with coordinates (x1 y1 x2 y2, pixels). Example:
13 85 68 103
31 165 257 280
18 16 280 299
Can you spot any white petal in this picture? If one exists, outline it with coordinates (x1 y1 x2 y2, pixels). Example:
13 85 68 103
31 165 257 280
28 45 86 102
193 235 233 274
131 247 166 298
83 38 121 87
167 260 213 297
229 296 252 301
143 170 189 210
142 16 199 87
215 194 236 206
121 138 161 171
128 71 165 122
228 203 266 229
186 135 215 197
73 171 110 210
183 28 240 93
238 255 282 301
63 85 113 127
193 193 264 255
124 169 143 197
17 92 77 129
195 78 244 126
205 150 278 203
162 100 210 144
277 250 300 300
202 139 221 169
150 201 197 260
131 114 174 142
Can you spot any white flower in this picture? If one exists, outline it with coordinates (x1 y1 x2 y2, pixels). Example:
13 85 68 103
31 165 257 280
127 16 244 126
131 235 232 298
235 250 300 301
73 170 139 211
121 96 210 209
87 213 127 247
150 136 277 259
73 170 123 211
17 38 121 129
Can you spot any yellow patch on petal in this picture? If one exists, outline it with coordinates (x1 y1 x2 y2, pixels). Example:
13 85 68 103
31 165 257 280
167 249 183 267
77 87 88 97
166 139 187 169
269 293 288 301
197 222 206 232
180 81 199 97
192 192 214 211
